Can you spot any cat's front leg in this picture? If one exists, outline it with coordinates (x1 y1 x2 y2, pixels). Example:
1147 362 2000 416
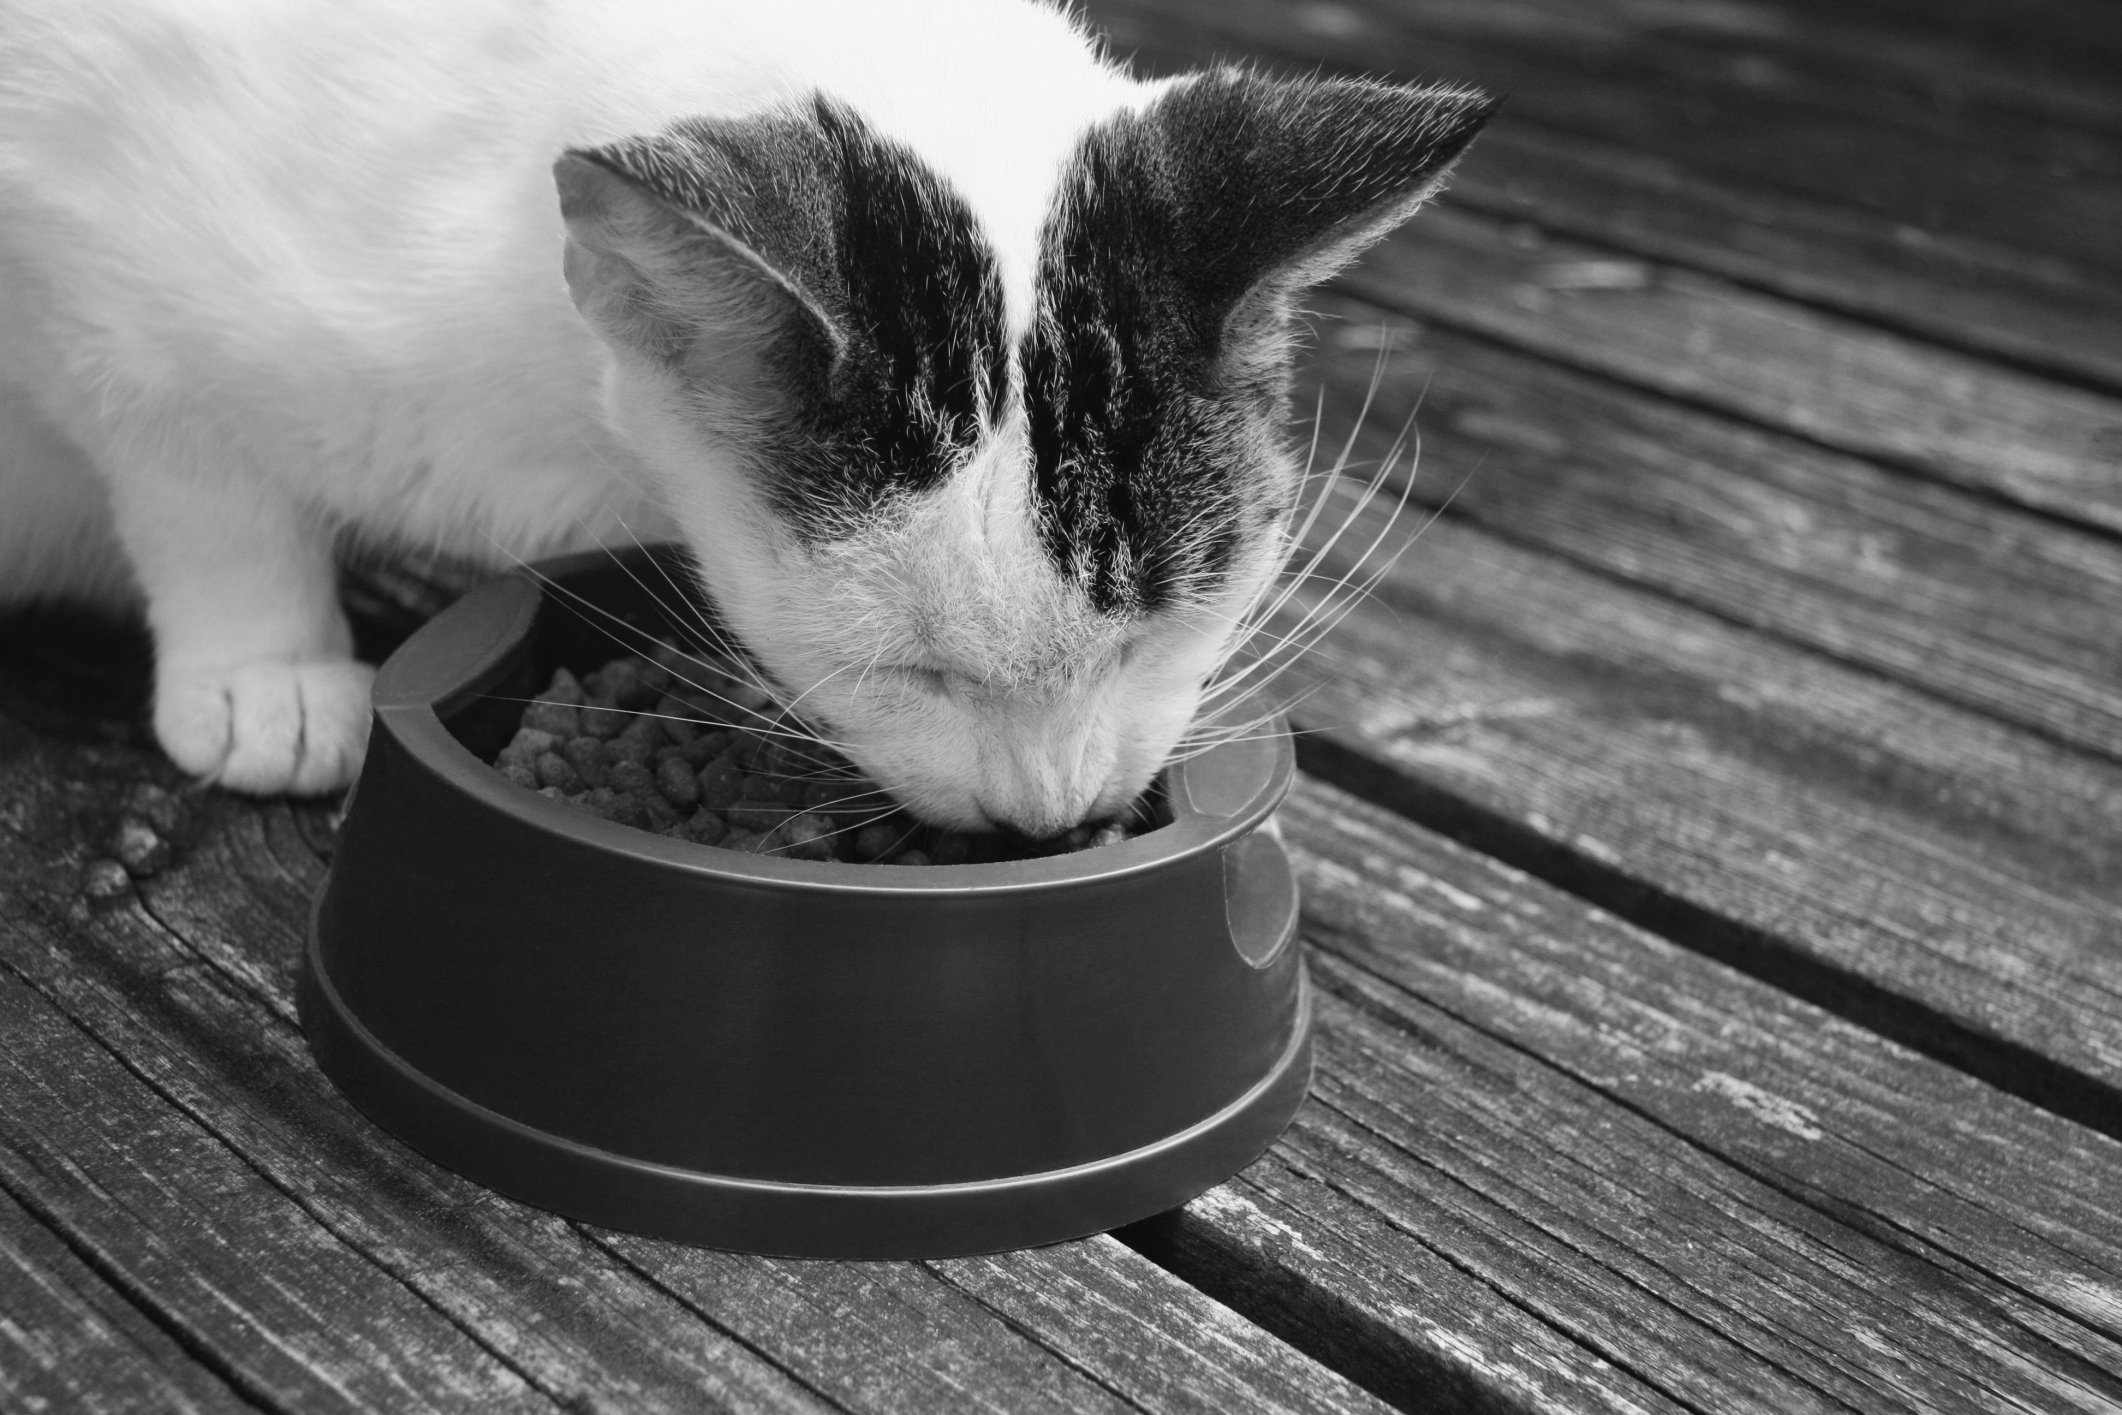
109 461 372 796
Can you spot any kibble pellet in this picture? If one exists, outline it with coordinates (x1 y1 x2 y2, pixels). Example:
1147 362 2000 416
490 646 1158 865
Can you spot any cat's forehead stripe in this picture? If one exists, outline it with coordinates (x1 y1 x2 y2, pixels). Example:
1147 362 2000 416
772 100 1010 531
1018 112 1251 618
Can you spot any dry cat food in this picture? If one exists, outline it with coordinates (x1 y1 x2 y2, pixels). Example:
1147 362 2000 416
490 645 1155 864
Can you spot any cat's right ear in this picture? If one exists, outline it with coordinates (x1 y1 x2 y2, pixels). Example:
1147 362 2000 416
553 150 844 400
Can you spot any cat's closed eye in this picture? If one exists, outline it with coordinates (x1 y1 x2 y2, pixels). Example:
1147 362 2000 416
897 667 953 697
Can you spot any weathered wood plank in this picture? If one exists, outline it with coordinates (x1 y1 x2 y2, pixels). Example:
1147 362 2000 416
1350 0 2122 140
0 953 558 1414
200 806 1391 1415
1328 208 2122 534
1125 778 2122 1414
0 1184 248 1415
1292 1002 2120 1414
1284 783 2122 1371
1298 292 2122 759
1260 491 2122 1119
0 618 1398 1415
1682 0 2122 134
586 1230 1394 1415
1082 0 2122 392
931 1239 1395 1415
1766 0 2122 96
1122 1162 1683 1415
0 754 857 1412
579 1237 1137 1415
1443 126 2122 393
1081 0 2122 277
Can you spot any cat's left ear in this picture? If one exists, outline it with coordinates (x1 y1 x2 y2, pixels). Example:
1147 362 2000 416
553 129 846 402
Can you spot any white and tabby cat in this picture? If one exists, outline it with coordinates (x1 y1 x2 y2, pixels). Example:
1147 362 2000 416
0 0 1488 836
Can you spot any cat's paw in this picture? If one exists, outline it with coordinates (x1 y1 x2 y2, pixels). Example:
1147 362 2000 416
154 659 376 796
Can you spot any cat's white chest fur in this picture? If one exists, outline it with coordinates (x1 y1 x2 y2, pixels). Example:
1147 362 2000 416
0 0 1488 829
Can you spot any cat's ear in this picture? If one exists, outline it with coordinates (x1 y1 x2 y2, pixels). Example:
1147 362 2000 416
553 140 845 399
1140 70 1497 340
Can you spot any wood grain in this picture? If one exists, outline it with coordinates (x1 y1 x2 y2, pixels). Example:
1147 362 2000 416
1296 290 2122 759
582 1236 1141 1415
1079 0 2122 393
1285 1002 2121 1414
1138 778 2122 1413
1121 1164 1683 1415
0 631 1398 1415
1284 781 2122 1370
1763 0 2122 103
1645 0 2122 134
1330 208 2122 534
1254 495 2122 1116
0 730 861 1412
1441 125 2122 393
1080 0 2122 278
0 952 561 1414
0 1184 248 1415
933 1238 1393 1415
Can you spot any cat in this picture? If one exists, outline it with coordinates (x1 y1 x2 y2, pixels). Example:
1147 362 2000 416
0 0 1490 837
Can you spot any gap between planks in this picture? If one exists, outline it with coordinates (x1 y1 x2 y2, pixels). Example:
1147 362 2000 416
7 615 2122 1409
1291 286 2122 767
0 655 1397 1415
1127 777 2122 1414
1253 484 2122 1142
1078 0 2122 397
0 1132 260 1415
1078 0 2122 289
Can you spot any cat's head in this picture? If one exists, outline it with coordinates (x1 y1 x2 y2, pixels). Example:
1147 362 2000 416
555 68 1492 836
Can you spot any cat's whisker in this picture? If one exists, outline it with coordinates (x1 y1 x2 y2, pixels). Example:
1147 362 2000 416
768 657 863 723
1143 428 1339 650
1196 446 1483 737
1164 718 1332 768
1266 390 1426 593
1196 463 1408 710
1199 553 1402 723
1167 718 1324 768
1182 356 1454 750
807 801 915 847
476 696 855 760
1208 402 1419 673
605 516 706 637
473 533 775 718
563 534 789 714
849 633 896 707
1189 645 1343 729
1175 677 1337 750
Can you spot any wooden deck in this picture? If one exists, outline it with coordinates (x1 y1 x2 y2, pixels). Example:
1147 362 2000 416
6 0 2121 1409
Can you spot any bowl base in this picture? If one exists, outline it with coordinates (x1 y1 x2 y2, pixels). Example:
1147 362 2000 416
300 911 1313 1259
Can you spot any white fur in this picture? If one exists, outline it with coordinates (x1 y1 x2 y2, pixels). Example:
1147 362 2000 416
618 369 1277 832
0 0 1269 826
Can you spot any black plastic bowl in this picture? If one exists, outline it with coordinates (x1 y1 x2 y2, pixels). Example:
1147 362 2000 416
300 548 1309 1258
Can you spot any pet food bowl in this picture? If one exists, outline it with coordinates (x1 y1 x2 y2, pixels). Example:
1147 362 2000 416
300 547 1309 1258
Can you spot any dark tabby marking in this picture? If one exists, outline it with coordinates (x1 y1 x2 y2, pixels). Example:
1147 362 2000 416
569 98 1010 538
567 73 1489 607
1024 70 1496 615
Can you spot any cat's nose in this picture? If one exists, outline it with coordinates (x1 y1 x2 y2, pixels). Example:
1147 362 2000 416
981 793 1093 841
977 734 1112 838
977 770 1101 840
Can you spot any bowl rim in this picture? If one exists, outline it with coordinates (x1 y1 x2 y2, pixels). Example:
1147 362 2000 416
368 553 1295 898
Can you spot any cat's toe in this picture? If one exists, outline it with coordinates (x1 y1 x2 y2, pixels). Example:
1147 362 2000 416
156 659 376 796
